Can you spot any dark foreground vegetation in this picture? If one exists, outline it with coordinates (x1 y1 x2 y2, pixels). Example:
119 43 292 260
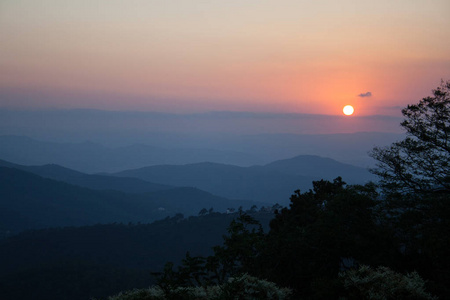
0 81 448 299
134 178 445 299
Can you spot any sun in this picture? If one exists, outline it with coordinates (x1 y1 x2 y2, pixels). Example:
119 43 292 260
343 105 354 116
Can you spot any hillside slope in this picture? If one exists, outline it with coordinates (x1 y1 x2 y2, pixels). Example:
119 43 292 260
0 212 274 300
0 159 172 193
114 156 375 203
0 167 260 235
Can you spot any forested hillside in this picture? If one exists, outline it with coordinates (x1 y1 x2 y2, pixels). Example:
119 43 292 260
0 166 262 235
0 211 274 300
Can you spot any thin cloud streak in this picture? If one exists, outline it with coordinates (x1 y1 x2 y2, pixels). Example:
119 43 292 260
358 92 372 97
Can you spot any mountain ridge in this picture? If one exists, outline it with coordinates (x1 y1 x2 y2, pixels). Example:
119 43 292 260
0 166 262 235
0 159 173 194
113 155 376 204
0 135 263 173
263 154 375 183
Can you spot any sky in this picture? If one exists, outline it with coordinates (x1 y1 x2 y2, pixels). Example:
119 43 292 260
1 0 450 117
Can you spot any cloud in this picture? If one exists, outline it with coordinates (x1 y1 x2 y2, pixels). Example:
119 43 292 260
358 92 372 97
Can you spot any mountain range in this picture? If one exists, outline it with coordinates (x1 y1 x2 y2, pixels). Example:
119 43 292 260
113 155 376 203
0 165 262 235
0 158 172 194
0 147 376 234
0 133 403 173
0 135 262 173
0 146 379 298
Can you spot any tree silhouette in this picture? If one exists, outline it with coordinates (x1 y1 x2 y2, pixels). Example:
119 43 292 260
258 178 391 298
370 80 450 298
370 80 450 194
198 208 208 216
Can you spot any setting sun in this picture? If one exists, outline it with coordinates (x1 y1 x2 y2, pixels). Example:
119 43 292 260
343 105 354 116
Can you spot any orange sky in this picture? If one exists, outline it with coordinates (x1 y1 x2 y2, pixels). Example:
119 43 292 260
1 0 449 116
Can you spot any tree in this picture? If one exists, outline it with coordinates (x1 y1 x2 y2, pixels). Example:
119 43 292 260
106 274 292 300
370 80 450 194
258 178 391 299
153 212 265 288
198 208 208 216
211 212 264 282
340 265 436 300
370 81 450 298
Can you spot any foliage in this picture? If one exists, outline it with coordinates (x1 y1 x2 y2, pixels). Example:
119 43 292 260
369 81 450 298
151 178 444 299
257 178 394 298
107 274 292 300
99 170 447 299
378 191 450 298
370 80 450 194
153 212 266 288
210 212 265 283
340 265 436 300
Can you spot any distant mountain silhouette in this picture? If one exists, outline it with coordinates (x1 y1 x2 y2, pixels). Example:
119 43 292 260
0 159 172 193
113 156 375 204
0 167 261 234
0 132 405 174
0 135 262 173
263 155 376 183
114 162 306 204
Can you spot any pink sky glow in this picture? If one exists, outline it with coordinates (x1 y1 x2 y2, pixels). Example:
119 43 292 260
1 0 449 118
